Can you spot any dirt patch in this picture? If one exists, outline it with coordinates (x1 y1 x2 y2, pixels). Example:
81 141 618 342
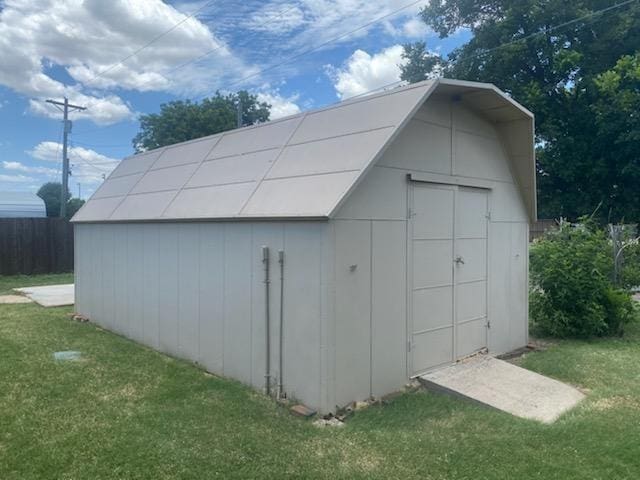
587 395 640 411
0 295 31 304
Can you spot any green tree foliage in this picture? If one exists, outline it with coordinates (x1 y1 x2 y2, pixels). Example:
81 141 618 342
133 91 271 152
530 221 636 338
37 182 70 217
66 197 85 218
401 1 640 222
36 182 84 219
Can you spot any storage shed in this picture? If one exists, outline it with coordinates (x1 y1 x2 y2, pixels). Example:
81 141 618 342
0 192 46 218
73 78 535 413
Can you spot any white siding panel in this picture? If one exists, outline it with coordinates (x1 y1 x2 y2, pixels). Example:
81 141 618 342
178 224 201 362
198 224 225 372
100 226 116 332
453 103 499 138
142 225 160 349
113 224 129 337
335 166 407 220
282 223 323 407
126 224 145 343
488 222 512 354
334 220 371 406
378 119 452 174
371 221 406 396
510 222 528 350
158 225 179 356
223 224 252 385
454 131 512 182
413 96 451 127
490 182 528 222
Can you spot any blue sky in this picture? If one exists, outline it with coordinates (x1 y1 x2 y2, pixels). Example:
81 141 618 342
0 0 469 198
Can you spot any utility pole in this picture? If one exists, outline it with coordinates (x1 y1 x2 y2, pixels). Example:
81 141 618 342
46 98 86 218
77 183 82 199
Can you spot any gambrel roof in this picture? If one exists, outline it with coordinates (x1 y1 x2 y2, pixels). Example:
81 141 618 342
72 78 536 223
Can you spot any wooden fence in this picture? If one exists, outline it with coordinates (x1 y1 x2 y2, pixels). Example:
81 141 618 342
0 218 73 275
530 219 557 241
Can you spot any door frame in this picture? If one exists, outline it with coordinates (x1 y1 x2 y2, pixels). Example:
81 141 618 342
406 177 492 378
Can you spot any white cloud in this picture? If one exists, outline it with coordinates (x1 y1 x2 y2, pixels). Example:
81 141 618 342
402 17 430 38
0 174 35 183
28 141 119 184
326 44 407 99
257 91 301 119
3 161 57 175
246 3 307 34
0 0 256 123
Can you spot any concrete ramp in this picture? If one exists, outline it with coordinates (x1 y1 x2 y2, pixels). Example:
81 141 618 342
419 355 585 423
14 284 74 307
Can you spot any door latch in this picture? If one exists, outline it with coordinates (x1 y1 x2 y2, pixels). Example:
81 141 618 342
454 256 465 265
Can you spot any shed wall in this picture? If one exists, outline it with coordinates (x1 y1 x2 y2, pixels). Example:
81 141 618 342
75 221 331 412
331 96 529 406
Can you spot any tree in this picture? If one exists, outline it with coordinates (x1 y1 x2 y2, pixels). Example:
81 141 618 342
400 0 640 222
36 182 84 219
133 90 271 152
66 197 85 218
37 182 70 217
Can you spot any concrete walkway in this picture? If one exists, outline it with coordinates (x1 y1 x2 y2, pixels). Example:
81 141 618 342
13 284 74 307
419 355 585 423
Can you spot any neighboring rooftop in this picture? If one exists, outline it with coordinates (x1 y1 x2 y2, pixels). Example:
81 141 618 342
73 78 535 223
0 192 46 218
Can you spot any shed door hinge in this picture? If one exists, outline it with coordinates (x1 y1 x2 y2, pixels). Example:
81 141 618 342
407 208 414 220
485 211 491 220
407 340 412 352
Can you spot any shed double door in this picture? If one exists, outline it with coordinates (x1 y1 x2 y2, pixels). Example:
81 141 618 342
409 182 489 376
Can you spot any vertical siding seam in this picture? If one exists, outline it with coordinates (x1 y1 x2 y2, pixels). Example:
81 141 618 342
249 223 254 387
221 223 226 374
196 224 201 363
318 223 323 409
369 220 373 398
450 101 455 176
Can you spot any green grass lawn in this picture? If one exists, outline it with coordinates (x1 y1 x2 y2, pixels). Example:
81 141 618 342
0 272 74 295
1 274 640 479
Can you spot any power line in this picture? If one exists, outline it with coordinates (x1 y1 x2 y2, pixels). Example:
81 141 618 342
193 0 426 101
85 0 218 84
73 1 424 136
144 3 301 90
73 2 312 129
343 0 640 99
74 0 635 144
455 0 639 66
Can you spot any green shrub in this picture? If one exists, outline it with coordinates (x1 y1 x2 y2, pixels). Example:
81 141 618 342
530 221 636 338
